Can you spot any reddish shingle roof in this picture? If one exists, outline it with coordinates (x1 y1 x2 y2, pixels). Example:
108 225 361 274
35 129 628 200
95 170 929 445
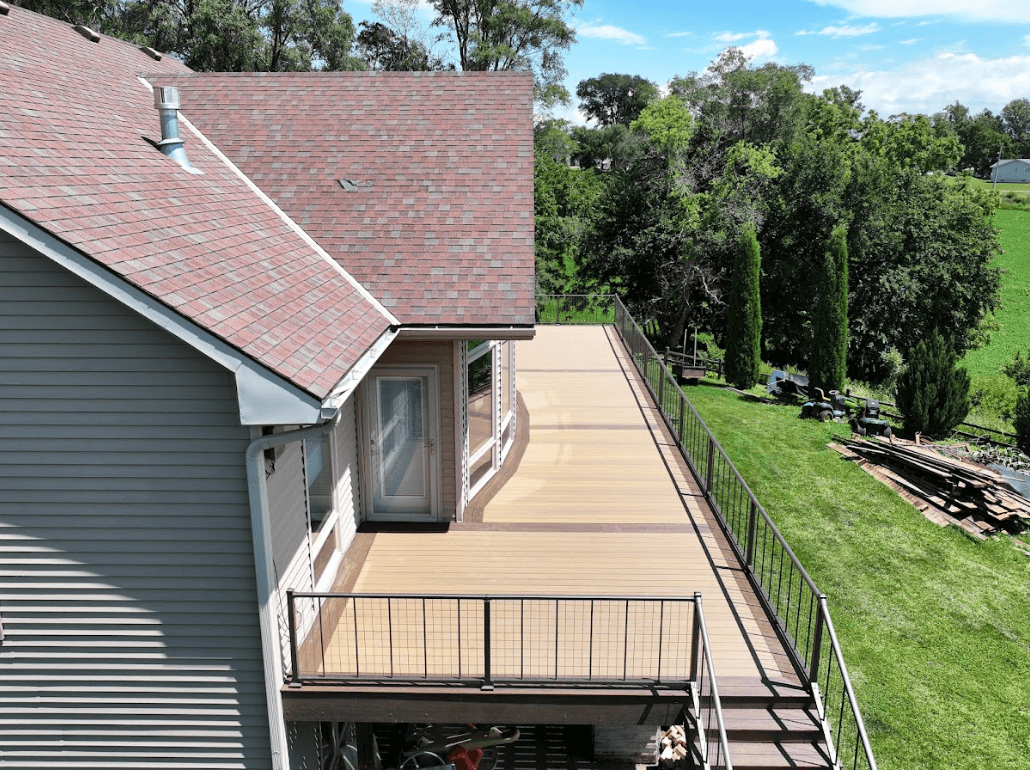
0 8 394 399
156 72 536 326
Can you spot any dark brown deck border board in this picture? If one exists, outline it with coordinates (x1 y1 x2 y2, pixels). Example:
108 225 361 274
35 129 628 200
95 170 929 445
519 368 622 373
532 423 646 431
450 522 694 533
463 391 531 523
330 531 377 594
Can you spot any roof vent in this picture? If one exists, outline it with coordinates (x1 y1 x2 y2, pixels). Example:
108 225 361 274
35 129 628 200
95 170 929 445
140 46 162 61
0 3 10 17
73 24 100 42
153 86 201 174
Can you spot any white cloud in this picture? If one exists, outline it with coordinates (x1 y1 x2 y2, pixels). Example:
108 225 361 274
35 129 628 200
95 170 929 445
797 23 880 36
899 38 920 44
739 37 779 61
811 51 1030 115
578 22 645 46
715 30 771 43
806 0 1030 23
667 31 694 38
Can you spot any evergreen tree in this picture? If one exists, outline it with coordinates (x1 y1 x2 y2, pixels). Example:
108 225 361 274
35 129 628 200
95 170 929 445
895 332 970 438
808 225 848 393
725 224 762 390
1014 390 1030 455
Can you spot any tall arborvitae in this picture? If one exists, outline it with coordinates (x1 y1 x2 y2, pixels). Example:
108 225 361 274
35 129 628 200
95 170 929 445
725 224 762 390
809 225 849 394
895 332 971 438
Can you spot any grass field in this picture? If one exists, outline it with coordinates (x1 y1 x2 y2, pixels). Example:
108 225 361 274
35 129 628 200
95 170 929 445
963 209 1030 379
686 384 1030 770
947 176 1030 212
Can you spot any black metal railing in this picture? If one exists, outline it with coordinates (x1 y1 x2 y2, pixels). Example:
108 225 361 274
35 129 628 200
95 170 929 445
289 592 702 687
536 294 616 325
612 296 877 770
692 595 733 770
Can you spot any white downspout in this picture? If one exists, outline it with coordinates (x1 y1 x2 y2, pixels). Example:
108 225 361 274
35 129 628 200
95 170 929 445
245 413 341 770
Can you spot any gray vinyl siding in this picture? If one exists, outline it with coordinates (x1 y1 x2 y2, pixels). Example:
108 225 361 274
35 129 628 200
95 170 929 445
330 397 361 564
0 235 270 768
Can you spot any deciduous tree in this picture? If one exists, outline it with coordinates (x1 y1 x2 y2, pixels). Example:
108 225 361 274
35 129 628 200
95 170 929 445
576 73 660 127
429 0 582 107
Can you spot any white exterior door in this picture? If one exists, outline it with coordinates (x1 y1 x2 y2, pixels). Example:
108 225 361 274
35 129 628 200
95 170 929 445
364 368 440 520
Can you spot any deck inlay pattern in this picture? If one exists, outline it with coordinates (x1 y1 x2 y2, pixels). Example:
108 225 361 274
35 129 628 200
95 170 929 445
337 326 799 686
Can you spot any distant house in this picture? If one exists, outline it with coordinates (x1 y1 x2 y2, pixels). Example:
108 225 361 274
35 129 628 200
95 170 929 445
0 6 532 767
990 158 1030 183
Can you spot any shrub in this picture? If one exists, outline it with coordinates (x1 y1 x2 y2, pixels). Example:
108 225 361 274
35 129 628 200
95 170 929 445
970 374 1019 422
895 332 971 438
725 224 762 390
1015 389 1030 455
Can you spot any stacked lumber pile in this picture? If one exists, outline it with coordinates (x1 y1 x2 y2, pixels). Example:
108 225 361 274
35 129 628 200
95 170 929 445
830 437 1030 539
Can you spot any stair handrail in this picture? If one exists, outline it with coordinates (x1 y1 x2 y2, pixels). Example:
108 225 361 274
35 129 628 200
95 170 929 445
692 592 733 770
611 295 878 770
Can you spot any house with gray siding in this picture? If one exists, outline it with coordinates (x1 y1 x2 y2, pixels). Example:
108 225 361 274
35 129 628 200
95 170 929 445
0 6 533 768
989 158 1030 183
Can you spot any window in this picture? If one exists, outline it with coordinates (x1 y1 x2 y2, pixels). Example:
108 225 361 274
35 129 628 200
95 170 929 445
303 434 334 535
466 340 517 496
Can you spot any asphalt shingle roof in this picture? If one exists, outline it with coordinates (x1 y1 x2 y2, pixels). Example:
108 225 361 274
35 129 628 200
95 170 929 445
0 8 394 400
156 72 536 326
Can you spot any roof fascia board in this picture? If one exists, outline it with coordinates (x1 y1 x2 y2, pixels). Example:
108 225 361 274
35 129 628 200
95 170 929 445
141 76 401 327
0 203 322 426
396 326 536 341
321 326 400 411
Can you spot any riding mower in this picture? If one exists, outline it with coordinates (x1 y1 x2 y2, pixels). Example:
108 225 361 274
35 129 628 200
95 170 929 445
800 387 849 422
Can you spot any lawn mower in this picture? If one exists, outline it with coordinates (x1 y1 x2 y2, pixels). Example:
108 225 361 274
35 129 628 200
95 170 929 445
847 396 892 438
800 387 849 422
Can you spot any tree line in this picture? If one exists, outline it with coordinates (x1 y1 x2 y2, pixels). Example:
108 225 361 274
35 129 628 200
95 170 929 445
9 0 582 107
536 52 1010 397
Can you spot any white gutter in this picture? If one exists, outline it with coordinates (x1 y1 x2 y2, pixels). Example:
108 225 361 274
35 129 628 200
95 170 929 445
245 413 341 770
396 326 536 341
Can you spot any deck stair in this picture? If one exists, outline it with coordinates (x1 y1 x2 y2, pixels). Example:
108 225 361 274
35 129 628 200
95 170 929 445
690 679 833 770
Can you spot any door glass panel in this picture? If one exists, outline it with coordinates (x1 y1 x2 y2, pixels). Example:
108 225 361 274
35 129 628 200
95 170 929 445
377 377 426 499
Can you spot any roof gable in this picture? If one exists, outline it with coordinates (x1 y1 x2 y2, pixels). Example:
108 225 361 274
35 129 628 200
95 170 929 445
156 72 536 327
0 7 394 400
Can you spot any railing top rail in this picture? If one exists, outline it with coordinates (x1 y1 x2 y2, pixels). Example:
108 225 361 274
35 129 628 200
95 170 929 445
613 296 822 598
694 596 734 770
288 591 699 602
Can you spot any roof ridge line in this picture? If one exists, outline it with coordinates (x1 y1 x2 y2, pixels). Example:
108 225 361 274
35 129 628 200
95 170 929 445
137 76 400 327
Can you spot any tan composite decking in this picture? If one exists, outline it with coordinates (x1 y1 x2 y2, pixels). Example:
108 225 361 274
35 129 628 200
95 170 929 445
322 326 798 687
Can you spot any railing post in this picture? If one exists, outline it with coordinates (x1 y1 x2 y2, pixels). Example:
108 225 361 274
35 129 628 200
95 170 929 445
659 361 666 412
706 437 715 493
810 596 826 684
287 590 299 683
677 394 685 445
482 597 493 690
690 592 701 683
746 500 757 568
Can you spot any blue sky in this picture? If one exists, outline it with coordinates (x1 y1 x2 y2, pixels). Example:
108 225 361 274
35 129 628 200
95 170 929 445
347 0 1030 122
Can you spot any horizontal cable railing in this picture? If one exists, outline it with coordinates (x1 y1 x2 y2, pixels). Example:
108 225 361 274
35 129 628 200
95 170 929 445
612 296 877 770
536 294 616 325
288 592 702 688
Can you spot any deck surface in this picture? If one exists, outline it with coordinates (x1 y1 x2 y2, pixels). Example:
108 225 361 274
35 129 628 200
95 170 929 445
319 326 799 688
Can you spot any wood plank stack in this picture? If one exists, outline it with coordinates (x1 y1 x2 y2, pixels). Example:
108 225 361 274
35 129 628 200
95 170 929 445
830 437 1030 539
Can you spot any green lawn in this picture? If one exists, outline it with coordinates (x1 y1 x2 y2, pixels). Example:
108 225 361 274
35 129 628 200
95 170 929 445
686 383 1030 770
964 209 1030 379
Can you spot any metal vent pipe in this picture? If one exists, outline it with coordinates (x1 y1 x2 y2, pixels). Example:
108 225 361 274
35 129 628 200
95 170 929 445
153 86 199 174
